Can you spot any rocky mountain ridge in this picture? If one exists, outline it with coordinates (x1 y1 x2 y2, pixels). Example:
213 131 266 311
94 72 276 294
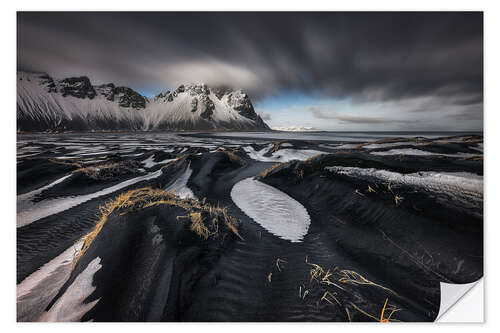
17 71 270 132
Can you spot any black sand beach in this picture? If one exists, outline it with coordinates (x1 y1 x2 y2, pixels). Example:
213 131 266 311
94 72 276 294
16 132 483 322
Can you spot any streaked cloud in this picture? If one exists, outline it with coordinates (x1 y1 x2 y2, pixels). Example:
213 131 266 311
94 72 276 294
308 106 409 124
17 12 483 130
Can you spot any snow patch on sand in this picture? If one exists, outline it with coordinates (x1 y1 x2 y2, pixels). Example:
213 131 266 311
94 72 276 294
325 166 483 212
17 169 163 228
370 148 478 158
17 240 84 321
40 257 102 322
165 162 196 200
17 240 83 299
330 143 361 149
471 143 483 153
17 173 73 203
362 142 413 149
231 177 310 242
142 155 175 168
243 144 323 162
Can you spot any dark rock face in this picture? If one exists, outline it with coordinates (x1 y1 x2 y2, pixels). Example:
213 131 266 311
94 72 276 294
113 86 147 109
225 90 269 129
95 83 116 101
175 85 185 94
212 86 232 100
187 83 210 96
227 90 259 121
199 94 215 119
38 73 57 93
56 76 97 99
183 84 215 119
154 91 171 102
190 98 198 112
94 84 146 108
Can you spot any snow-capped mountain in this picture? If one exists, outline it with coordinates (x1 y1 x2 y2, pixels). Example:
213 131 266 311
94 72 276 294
272 126 315 132
17 71 270 132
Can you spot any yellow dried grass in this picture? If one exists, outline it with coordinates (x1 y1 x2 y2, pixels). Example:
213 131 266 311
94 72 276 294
338 270 397 296
271 141 281 153
73 160 140 180
224 150 245 166
258 163 282 178
72 187 242 269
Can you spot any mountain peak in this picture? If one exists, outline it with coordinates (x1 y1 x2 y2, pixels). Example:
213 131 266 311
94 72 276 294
56 76 96 99
16 71 270 132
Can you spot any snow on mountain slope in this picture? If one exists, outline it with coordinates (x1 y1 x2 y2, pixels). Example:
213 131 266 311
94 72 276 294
144 84 269 130
17 71 270 132
17 72 144 132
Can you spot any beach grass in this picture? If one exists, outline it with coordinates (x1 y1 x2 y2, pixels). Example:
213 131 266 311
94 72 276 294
258 163 282 178
73 160 141 180
224 150 246 166
72 186 242 269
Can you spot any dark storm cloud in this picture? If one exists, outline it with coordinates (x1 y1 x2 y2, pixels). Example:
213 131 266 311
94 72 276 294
448 104 484 120
307 106 409 124
17 11 483 105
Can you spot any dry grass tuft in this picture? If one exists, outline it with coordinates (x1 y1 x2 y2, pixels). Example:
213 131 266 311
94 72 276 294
462 155 483 161
464 138 482 144
309 263 324 282
307 262 345 291
379 298 401 322
349 302 380 321
225 220 244 241
73 160 141 180
298 286 309 299
47 158 84 169
394 195 404 205
321 290 341 306
258 163 282 178
224 150 246 166
347 298 401 322
304 154 324 164
338 270 398 296
354 143 368 150
459 136 474 142
180 212 212 239
174 154 191 162
303 258 401 321
271 141 282 153
275 258 287 272
345 307 351 321
72 187 242 269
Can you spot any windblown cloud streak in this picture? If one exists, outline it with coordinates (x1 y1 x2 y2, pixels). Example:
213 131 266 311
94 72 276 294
17 12 483 130
308 107 409 124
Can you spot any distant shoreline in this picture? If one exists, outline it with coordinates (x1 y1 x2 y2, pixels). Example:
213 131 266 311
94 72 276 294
16 130 483 135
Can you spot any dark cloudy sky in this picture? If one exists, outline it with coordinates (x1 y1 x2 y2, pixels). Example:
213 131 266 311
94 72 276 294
17 12 483 131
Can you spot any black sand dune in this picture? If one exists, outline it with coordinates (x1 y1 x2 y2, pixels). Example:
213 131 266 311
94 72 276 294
17 132 483 322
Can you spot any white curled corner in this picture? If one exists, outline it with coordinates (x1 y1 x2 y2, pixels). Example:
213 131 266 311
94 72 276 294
436 279 483 322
